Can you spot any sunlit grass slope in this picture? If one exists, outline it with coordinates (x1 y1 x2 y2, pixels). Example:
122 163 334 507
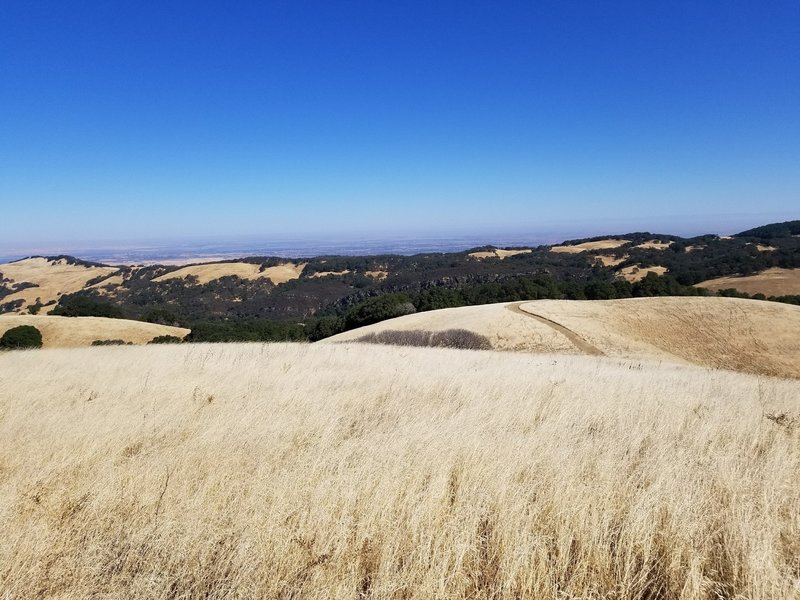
1 343 798 598
0 315 190 347
326 297 800 378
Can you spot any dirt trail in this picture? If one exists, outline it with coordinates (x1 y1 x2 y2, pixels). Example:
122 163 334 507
506 302 606 356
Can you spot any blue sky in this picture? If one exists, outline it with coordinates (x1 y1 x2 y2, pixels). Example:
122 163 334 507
1 1 799 250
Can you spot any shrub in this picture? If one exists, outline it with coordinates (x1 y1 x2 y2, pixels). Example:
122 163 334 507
0 325 43 350
357 329 492 350
91 339 131 346
148 335 184 344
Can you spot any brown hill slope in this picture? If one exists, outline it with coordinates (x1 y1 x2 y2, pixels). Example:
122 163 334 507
324 297 800 378
549 238 630 253
0 257 118 313
151 261 307 285
0 315 189 347
697 267 800 296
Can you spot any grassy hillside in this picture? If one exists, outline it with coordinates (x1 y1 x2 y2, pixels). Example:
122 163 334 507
326 297 800 378
0 315 189 347
0 257 118 313
0 343 798 598
697 267 800 296
326 302 578 354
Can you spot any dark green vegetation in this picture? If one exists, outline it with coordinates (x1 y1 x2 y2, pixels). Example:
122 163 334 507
4 220 799 343
148 335 184 344
186 320 307 343
0 325 43 350
358 329 492 350
734 220 800 239
50 296 125 319
714 288 800 306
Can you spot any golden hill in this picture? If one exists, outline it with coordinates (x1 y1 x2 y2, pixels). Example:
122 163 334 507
617 264 668 282
634 240 673 250
151 261 307 285
468 248 532 259
0 315 189 347
325 296 800 378
594 254 627 267
549 238 630 253
697 267 800 296
0 343 797 598
0 257 118 313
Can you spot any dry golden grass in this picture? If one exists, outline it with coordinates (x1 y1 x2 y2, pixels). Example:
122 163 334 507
0 343 798 598
468 249 532 259
550 239 630 253
519 297 800 378
697 267 800 297
0 315 189 347
365 270 389 279
0 257 118 313
754 244 777 252
594 254 628 267
618 264 668 282
325 303 577 354
309 269 351 278
329 297 800 378
151 261 306 285
634 240 673 250
262 262 308 283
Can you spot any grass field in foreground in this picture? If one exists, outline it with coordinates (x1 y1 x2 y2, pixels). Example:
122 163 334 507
1 343 798 598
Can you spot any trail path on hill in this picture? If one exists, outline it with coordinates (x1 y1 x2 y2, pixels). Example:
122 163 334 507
506 302 606 356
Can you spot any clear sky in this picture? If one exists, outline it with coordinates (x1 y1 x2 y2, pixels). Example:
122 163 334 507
1 1 799 251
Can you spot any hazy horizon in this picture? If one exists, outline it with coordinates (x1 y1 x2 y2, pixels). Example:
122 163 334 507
1 210 794 265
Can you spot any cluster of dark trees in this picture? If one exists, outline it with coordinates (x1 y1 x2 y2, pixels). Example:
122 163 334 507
715 288 800 306
51 296 125 319
187 320 308 343
734 220 800 239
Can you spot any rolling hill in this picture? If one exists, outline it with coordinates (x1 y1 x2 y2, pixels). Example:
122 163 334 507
0 315 190 347
325 296 800 378
0 257 118 313
697 267 800 296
